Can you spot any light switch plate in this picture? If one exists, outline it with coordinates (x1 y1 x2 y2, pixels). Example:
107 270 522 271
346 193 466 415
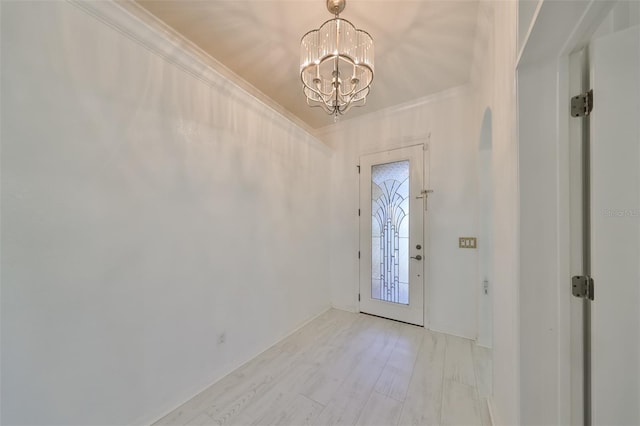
459 237 477 249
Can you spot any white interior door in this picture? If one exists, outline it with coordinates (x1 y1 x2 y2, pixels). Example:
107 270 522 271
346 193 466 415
590 24 640 425
359 145 424 326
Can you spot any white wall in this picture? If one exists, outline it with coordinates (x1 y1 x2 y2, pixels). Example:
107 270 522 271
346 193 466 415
317 86 480 340
0 2 331 425
469 0 520 423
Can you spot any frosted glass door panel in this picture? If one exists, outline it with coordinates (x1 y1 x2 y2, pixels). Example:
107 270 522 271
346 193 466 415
371 161 409 304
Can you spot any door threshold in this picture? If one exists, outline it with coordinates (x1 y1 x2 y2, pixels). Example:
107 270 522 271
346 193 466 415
359 311 424 328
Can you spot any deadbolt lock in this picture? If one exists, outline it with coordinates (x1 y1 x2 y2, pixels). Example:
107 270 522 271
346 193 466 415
416 244 422 250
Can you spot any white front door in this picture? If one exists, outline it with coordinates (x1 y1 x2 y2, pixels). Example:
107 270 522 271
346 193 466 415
359 145 424 326
590 24 640 425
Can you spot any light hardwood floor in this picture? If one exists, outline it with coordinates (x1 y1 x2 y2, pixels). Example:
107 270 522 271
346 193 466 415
154 309 492 426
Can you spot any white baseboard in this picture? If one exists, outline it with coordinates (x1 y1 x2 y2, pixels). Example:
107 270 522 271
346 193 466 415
331 303 358 313
428 323 476 340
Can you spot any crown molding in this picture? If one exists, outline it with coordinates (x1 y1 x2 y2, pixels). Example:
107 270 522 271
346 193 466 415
67 0 320 140
314 84 472 139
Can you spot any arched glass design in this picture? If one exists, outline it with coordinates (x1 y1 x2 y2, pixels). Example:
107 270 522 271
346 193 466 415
371 160 409 304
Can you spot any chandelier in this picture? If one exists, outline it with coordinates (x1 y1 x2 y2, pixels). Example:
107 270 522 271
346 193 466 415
300 0 374 118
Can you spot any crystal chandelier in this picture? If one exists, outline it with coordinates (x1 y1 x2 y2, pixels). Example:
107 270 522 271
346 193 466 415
300 0 374 118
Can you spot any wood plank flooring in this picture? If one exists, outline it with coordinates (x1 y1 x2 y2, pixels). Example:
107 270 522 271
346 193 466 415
154 309 492 426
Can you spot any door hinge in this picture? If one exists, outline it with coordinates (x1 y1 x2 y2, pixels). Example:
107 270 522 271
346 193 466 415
572 275 594 300
358 293 361 302
357 165 360 174
358 209 360 216
571 90 593 117
358 251 360 259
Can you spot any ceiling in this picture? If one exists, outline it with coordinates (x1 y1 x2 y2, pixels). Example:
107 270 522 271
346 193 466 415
136 0 480 129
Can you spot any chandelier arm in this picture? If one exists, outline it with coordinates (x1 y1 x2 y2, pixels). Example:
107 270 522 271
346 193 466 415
308 100 334 115
348 85 371 101
338 86 370 114
337 84 357 98
336 72 373 99
338 69 374 99
303 80 336 99
312 96 340 116
338 94 358 113
315 84 338 98
303 86 342 113
301 74 336 98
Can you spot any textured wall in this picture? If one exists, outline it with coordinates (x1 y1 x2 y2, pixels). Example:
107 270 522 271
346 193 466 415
0 2 331 424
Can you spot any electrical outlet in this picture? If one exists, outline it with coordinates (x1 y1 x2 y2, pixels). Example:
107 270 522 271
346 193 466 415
218 333 226 344
459 237 477 249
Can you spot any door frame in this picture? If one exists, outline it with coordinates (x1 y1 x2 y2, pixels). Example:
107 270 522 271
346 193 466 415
357 143 429 327
517 1 618 424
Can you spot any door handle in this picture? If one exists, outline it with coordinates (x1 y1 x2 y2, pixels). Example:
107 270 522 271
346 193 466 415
410 255 422 260
416 189 434 211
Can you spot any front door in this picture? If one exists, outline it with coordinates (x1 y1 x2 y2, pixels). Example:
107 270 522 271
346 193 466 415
359 145 425 326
